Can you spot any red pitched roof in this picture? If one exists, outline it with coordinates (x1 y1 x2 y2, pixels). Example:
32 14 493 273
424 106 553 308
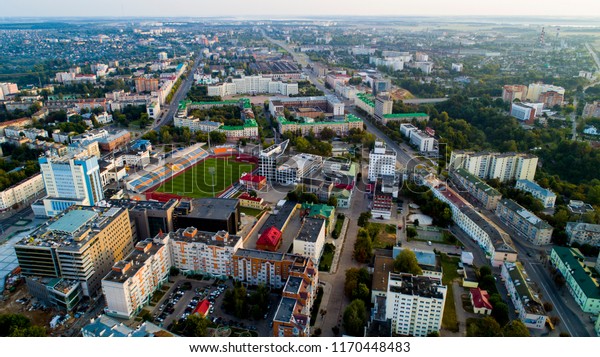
470 288 493 310
240 173 266 183
239 192 262 202
193 299 211 316
257 226 282 248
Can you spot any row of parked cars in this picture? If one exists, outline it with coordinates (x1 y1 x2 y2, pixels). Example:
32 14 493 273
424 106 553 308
155 287 186 323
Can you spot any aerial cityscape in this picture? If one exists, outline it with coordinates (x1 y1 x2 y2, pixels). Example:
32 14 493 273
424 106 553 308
1 3 600 340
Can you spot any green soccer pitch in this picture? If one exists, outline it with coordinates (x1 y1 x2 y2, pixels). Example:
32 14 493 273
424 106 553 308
154 157 255 198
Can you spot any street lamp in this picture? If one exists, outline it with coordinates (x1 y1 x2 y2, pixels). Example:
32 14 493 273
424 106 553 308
209 167 216 197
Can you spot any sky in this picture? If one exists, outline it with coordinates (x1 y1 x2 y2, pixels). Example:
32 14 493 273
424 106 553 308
1 0 599 18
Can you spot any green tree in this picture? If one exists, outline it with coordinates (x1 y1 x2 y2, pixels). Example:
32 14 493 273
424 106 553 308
406 227 417 239
353 229 373 263
209 131 227 145
492 302 510 326
327 196 338 207
358 211 372 227
319 127 336 140
467 317 502 337
502 320 530 337
394 249 423 275
343 300 368 337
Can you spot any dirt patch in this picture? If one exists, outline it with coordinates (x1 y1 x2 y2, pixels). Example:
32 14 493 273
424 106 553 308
0 284 55 328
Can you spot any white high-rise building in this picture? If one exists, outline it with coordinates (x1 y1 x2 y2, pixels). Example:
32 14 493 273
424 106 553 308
385 273 447 337
368 141 397 182
449 151 537 182
39 154 104 216
207 76 298 96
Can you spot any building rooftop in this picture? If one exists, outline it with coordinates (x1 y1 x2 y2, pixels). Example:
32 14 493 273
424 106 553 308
460 206 516 253
108 198 179 212
17 206 125 251
356 92 375 107
259 201 298 234
274 297 298 323
454 168 501 197
384 112 429 119
300 203 334 220
566 222 600 234
182 198 238 220
171 227 241 248
552 247 600 299
372 255 395 292
567 200 595 214
283 276 303 295
388 273 445 299
295 218 326 243
82 315 176 337
504 262 545 315
499 199 552 229
470 288 493 310
516 180 556 198
257 226 282 248
103 239 165 283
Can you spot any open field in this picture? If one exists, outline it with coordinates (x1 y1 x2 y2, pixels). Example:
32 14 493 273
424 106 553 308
154 158 255 198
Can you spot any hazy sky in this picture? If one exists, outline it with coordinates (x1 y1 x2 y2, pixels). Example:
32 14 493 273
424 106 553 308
1 0 599 18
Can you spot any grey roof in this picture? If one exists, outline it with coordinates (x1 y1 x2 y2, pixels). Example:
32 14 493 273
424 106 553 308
388 273 445 299
460 206 516 253
184 198 238 220
295 218 325 243
498 199 552 229
283 276 303 295
259 201 297 234
274 297 297 322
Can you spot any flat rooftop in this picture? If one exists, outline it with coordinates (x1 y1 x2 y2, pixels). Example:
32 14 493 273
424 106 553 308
183 198 238 220
460 206 515 253
453 168 501 197
108 198 179 212
283 276 303 295
259 201 298 234
388 273 444 299
499 199 551 229
171 227 241 248
504 262 545 315
372 255 395 292
274 297 297 322
295 218 325 243
103 239 165 283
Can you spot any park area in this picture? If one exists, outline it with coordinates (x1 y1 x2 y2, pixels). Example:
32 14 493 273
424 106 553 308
154 157 255 198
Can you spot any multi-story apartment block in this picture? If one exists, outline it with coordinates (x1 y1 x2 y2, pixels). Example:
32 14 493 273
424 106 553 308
526 83 565 103
102 236 172 318
374 93 393 122
0 173 45 211
293 217 326 263
208 76 298 96
277 114 362 137
566 222 600 246
355 92 375 116
276 154 323 185
169 227 242 278
583 101 600 118
259 140 289 182
515 180 556 208
14 206 134 302
273 273 318 337
135 77 159 93
269 95 344 117
551 247 600 314
496 199 553 245
449 151 538 182
39 154 104 217
450 168 502 210
407 129 436 153
368 141 396 182
232 249 317 289
385 273 446 337
502 85 528 103
500 262 547 329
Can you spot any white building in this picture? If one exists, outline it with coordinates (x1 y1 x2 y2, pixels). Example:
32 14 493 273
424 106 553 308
102 236 172 319
526 83 565 102
413 62 434 74
277 154 323 185
207 76 298 96
400 123 418 138
449 151 538 182
385 273 446 337
0 173 45 210
368 141 396 182
501 262 547 329
451 63 463 72
566 222 600 246
169 227 243 278
400 126 436 153
4 126 48 141
374 94 393 122
174 117 222 133
0 82 18 100
515 180 556 208
293 218 326 263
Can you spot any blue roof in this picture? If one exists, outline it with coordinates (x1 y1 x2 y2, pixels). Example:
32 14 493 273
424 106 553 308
393 247 437 267
131 139 151 151
516 180 556 198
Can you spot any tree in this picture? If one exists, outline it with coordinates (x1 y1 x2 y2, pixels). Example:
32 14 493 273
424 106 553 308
502 320 530 337
467 317 501 337
209 131 227 145
543 302 554 312
393 249 423 275
413 219 420 226
327 196 338 207
139 310 152 322
343 300 368 337
479 266 492 278
406 227 417 239
358 211 372 227
491 302 510 326
353 229 373 263
426 331 440 337
0 314 46 337
320 127 336 140
248 190 258 198
344 267 370 301
559 332 571 337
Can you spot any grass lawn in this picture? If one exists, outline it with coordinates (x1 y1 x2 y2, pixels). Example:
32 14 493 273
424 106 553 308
408 228 464 247
318 243 335 272
240 207 264 217
441 253 460 332
155 157 255 198
370 223 396 249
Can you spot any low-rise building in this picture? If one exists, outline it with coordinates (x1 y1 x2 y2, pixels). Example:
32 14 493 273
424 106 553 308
238 193 266 210
496 199 553 245
82 315 176 337
277 154 323 185
566 222 600 247
550 247 600 314
239 173 267 190
256 226 283 252
470 288 493 315
515 180 556 208
299 203 336 234
450 168 502 210
500 262 547 329
383 113 429 124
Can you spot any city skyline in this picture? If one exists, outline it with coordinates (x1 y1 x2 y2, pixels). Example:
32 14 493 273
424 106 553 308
1 0 600 18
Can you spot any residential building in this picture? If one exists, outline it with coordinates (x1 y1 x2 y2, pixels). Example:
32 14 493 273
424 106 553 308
274 270 317 337
4 126 48 141
208 76 298 96
14 206 134 299
256 226 283 252
552 247 600 314
372 180 393 220
39 154 104 217
0 82 18 99
237 193 266 210
567 200 595 215
82 315 176 337
407 130 436 153
413 62 434 74
449 151 538 182
259 140 289 182
450 168 502 210
566 222 600 246
383 113 429 124
299 203 336 234
551 247 600 314
0 173 45 211
470 288 493 315
260 201 299 234
97 130 131 152
368 141 396 182
526 83 565 103
276 154 323 185
451 63 463 72
102 237 172 318
374 93 393 122
385 273 446 337
583 101 600 118
500 262 547 329
293 217 326 262
371 255 395 304
515 180 556 208
496 199 553 245
232 249 317 289
356 92 375 116
135 77 159 93
277 114 362 137
268 95 344 117
169 227 242 278
174 198 240 235
502 85 528 103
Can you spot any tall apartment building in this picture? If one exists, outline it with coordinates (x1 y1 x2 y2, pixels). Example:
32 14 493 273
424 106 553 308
374 93 393 122
293 217 326 262
368 141 396 182
551 247 600 314
385 273 447 337
566 222 600 246
500 262 547 329
515 180 556 208
502 85 528 103
102 236 172 318
273 273 318 337
539 91 564 107
232 249 318 289
39 154 104 217
449 151 538 182
0 173 45 210
495 199 553 245
135 77 159 93
169 227 243 278
0 82 19 100
583 101 600 118
450 168 502 210
14 206 134 301
207 76 298 96
259 140 289 182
